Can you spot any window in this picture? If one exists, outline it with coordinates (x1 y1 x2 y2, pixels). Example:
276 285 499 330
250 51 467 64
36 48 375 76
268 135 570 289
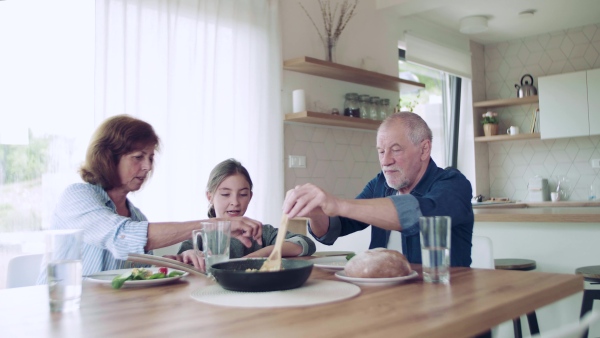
398 52 451 168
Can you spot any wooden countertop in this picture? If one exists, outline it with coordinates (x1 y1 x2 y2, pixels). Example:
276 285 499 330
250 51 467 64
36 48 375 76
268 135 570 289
473 201 600 223
0 264 583 338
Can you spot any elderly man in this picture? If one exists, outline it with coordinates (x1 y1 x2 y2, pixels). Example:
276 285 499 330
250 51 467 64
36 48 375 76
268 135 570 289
282 112 473 267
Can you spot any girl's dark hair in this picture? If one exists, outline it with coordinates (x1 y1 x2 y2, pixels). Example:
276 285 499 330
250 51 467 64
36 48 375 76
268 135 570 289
79 115 160 190
206 158 253 218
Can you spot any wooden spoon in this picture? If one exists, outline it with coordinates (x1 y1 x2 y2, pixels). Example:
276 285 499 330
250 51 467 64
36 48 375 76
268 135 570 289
126 253 207 277
259 214 289 271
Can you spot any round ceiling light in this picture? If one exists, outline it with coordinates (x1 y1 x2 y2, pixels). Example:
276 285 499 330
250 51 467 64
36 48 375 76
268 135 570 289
459 15 488 34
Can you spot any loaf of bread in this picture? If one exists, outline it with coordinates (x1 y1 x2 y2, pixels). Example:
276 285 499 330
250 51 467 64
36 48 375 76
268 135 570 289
344 248 411 278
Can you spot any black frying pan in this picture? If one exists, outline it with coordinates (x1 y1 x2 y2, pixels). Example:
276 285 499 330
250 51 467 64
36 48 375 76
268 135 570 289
127 254 313 292
210 258 313 292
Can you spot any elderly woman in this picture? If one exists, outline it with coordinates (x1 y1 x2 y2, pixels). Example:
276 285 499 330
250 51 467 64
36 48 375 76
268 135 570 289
38 115 262 281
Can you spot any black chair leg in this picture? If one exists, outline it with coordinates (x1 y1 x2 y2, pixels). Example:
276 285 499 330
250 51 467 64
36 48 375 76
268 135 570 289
580 289 600 338
512 318 523 338
526 311 540 335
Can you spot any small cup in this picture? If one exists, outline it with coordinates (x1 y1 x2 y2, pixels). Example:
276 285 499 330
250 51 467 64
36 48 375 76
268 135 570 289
551 192 560 202
419 216 451 284
193 221 231 274
292 89 306 113
589 185 597 201
507 126 520 135
45 229 83 313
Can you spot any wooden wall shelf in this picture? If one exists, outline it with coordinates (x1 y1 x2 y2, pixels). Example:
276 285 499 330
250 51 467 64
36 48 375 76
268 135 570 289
473 96 539 109
474 133 540 143
284 111 381 131
283 56 426 93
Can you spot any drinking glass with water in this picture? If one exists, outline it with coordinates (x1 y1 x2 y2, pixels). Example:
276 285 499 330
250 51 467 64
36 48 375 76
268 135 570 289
193 221 231 275
45 229 83 312
419 216 451 284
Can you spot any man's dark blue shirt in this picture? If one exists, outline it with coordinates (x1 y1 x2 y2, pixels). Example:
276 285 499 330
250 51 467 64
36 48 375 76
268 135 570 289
310 158 473 267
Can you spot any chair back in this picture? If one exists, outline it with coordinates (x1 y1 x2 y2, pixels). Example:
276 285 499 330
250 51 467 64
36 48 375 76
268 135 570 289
6 253 44 288
471 235 494 269
530 310 600 338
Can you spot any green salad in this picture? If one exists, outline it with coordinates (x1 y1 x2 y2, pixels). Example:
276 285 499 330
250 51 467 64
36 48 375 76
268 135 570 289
111 267 184 289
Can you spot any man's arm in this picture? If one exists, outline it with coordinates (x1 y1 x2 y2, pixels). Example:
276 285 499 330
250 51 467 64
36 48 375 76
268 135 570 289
283 183 402 233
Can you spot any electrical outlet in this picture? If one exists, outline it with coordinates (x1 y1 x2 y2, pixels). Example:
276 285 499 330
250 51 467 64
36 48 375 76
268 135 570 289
592 158 600 169
289 155 306 168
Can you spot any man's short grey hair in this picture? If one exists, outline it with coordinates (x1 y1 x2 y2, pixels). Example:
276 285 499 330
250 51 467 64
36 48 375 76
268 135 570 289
379 111 433 145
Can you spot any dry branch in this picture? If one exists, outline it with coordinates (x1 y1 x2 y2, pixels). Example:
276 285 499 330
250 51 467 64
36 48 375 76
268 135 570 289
299 0 358 45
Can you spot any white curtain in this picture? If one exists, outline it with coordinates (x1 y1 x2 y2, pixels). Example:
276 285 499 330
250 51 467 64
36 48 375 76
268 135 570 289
95 0 284 226
457 78 477 191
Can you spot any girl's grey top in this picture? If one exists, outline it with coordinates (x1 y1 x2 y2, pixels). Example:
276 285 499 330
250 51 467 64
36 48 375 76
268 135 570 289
177 223 316 258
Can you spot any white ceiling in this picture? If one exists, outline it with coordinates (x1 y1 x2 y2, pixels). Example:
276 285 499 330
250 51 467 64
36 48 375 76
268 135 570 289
378 0 600 45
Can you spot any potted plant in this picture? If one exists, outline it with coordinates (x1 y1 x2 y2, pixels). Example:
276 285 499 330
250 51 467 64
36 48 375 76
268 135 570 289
481 111 499 136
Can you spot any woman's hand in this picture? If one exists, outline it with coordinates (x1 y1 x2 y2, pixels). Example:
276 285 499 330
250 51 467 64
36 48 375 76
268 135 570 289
222 216 263 247
162 250 206 272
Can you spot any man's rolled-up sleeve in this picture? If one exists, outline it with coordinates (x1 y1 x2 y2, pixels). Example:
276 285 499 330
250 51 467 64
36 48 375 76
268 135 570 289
307 216 342 245
388 194 422 236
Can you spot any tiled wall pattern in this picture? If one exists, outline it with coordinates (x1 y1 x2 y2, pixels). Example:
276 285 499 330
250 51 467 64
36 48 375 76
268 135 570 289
480 23 600 201
284 123 381 198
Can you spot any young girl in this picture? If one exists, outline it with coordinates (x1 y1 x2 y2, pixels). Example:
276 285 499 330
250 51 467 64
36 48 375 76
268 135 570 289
168 158 316 271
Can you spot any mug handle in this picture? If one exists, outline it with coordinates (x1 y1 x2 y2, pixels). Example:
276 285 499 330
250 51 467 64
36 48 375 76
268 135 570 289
507 128 510 134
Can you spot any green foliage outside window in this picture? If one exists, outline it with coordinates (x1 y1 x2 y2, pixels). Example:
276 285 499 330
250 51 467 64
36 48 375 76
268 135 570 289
0 132 49 184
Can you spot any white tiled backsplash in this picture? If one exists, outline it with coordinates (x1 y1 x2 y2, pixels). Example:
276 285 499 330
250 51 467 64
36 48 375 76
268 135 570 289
481 23 600 201
284 123 380 199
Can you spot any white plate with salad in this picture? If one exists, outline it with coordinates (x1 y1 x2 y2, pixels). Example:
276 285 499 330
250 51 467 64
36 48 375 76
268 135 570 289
85 267 188 289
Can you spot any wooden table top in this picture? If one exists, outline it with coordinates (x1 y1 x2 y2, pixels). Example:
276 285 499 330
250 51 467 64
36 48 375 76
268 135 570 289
0 263 583 338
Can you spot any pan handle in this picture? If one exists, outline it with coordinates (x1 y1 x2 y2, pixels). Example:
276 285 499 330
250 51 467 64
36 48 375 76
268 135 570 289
127 253 207 277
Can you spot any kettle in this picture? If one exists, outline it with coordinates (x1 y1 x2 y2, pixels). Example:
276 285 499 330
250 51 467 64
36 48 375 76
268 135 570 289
515 74 537 98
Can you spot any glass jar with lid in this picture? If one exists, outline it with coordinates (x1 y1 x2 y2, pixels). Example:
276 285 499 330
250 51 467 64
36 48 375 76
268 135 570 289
358 94 370 119
343 93 360 118
379 99 390 120
368 96 380 120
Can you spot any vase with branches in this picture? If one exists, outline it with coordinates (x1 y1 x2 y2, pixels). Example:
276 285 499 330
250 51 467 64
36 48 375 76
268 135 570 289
300 0 358 63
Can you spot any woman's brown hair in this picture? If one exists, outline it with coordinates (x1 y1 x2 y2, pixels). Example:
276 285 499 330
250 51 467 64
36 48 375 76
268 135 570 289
79 115 160 190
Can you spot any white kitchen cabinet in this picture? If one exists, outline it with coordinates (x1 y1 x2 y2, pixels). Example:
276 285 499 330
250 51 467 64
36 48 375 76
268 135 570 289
538 71 589 139
588 68 600 135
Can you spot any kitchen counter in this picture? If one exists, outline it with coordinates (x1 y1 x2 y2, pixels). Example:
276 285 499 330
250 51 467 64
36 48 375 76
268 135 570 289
473 201 600 223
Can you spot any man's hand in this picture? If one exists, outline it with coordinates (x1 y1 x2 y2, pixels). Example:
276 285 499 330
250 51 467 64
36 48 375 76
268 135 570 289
283 183 339 218
282 184 338 237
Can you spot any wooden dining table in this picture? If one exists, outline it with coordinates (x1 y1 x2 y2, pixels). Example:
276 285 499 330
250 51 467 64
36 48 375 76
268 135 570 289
0 260 583 338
